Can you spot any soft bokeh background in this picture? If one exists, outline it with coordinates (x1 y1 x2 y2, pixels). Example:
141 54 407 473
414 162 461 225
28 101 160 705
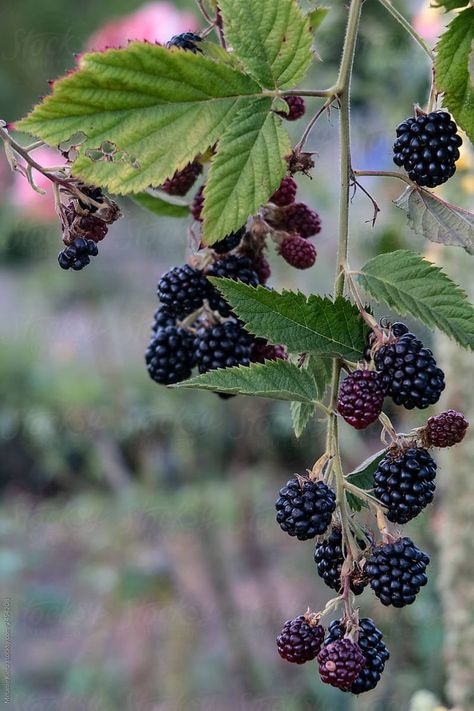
0 1 473 710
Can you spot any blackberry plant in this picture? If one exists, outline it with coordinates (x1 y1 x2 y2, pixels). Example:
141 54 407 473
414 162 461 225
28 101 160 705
3 0 474 697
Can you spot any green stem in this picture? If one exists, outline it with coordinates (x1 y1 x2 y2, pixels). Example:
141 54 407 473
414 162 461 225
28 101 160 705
377 0 434 60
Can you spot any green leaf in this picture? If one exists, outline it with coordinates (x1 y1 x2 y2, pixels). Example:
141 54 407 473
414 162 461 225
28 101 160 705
202 99 289 244
436 8 474 144
433 0 471 11
289 355 332 438
290 401 315 438
131 192 190 218
394 186 474 254
308 7 330 32
346 449 387 512
357 249 474 349
174 359 322 402
218 0 313 89
208 279 369 360
16 42 265 196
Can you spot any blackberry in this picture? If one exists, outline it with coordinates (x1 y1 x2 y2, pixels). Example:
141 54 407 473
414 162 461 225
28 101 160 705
161 161 202 196
145 326 195 385
193 320 253 374
314 527 369 595
393 111 462 188
251 339 287 364
279 235 316 269
374 447 437 524
275 478 336 541
212 227 245 255
157 264 209 317
365 536 430 607
270 176 297 207
424 409 469 448
277 615 324 664
151 306 175 332
318 639 366 691
166 32 202 53
58 237 98 271
191 185 205 222
277 96 306 122
285 203 321 238
373 326 445 409
254 254 271 284
207 255 259 316
337 370 386 430
325 618 390 695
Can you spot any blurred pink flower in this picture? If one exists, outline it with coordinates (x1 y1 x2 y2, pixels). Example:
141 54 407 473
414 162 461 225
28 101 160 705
413 2 444 44
10 146 60 223
86 1 198 51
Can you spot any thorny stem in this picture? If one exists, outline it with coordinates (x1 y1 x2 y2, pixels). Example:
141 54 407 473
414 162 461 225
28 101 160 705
353 169 414 186
377 0 434 61
295 98 334 153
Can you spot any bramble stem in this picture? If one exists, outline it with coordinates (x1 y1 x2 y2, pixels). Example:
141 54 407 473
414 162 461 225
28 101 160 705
353 169 413 186
377 0 434 60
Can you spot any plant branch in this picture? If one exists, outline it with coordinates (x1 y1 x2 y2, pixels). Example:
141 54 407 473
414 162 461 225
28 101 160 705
353 169 413 186
377 0 434 60
295 98 334 153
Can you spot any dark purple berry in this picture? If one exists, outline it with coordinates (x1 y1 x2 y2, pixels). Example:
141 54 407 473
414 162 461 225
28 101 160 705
191 185 205 222
275 478 336 541
318 639 366 691
161 161 202 196
365 537 430 607
277 96 306 121
251 339 287 364
337 370 386 429
284 203 321 238
277 615 324 664
425 409 469 448
145 326 195 385
279 235 316 269
193 320 253 375
314 527 369 595
211 227 245 254
207 255 259 316
157 264 209 317
270 176 297 206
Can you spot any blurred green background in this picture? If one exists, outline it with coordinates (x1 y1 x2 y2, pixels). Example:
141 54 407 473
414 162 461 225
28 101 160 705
0 1 473 709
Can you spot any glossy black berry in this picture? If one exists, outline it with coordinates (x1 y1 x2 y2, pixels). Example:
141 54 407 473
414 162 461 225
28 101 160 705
318 639 366 691
152 306 175 332
365 537 430 607
393 111 462 188
314 527 369 595
157 264 209 317
275 478 336 541
58 237 98 271
373 326 445 409
337 370 386 429
166 32 202 53
325 618 390 694
193 320 253 374
374 447 437 524
425 409 469 448
145 326 195 385
277 615 324 664
207 255 259 316
161 161 202 196
212 227 245 255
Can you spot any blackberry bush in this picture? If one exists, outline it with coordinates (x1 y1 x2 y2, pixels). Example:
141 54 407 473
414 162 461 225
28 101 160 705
275 478 336 541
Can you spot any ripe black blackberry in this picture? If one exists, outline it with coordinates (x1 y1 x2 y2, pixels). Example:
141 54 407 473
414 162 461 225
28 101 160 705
277 96 306 121
393 111 462 188
58 237 98 271
365 536 430 607
279 235 316 269
145 326 195 385
161 161 202 196
157 264 209 317
151 306 175 332
325 618 390 695
166 32 202 53
207 255 259 316
276 615 324 664
372 324 445 409
212 227 245 255
284 203 321 238
318 639 366 691
275 478 336 541
314 527 368 595
193 320 253 374
337 370 386 430
374 447 437 524
424 409 469 448
270 176 297 207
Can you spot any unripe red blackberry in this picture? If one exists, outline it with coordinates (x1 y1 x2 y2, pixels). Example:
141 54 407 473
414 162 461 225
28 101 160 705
191 185 205 222
270 176 297 207
157 264 209 318
58 237 98 271
251 338 287 364
276 615 324 664
365 537 430 607
374 447 437 524
318 639 366 691
337 370 386 430
212 227 245 255
314 527 369 595
145 326 195 385
166 32 202 53
372 324 445 409
254 254 271 284
325 618 390 694
424 409 469 448
275 478 336 541
285 203 321 238
193 320 253 374
207 255 259 316
279 235 317 269
277 96 306 121
393 111 462 188
161 161 202 196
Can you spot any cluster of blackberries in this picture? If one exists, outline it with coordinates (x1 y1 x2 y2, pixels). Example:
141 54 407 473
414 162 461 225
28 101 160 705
393 111 462 188
58 184 121 271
